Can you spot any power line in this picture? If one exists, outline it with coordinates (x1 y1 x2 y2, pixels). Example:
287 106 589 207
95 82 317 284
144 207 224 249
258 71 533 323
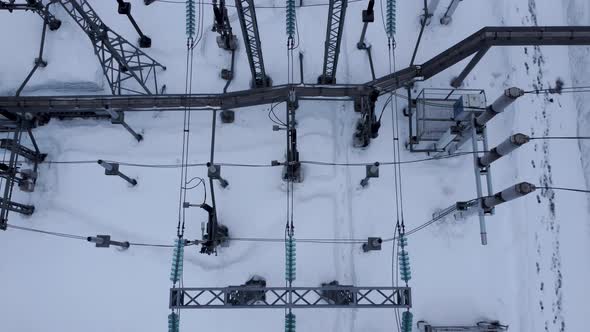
523 85 590 94
6 224 87 240
152 0 366 9
538 186 590 194
530 136 590 140
7 180 590 247
38 151 483 169
5 223 195 248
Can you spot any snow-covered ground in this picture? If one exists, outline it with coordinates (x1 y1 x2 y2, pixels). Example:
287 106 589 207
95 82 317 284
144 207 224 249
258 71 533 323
1 0 589 331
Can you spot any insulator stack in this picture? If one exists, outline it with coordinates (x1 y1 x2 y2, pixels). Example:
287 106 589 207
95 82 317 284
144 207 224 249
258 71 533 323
168 312 180 332
285 237 296 282
386 0 397 38
285 312 296 332
186 0 196 39
398 234 411 283
170 238 185 283
401 311 413 332
286 0 296 41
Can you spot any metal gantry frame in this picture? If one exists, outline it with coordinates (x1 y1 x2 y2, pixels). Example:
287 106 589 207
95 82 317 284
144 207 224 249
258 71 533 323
0 0 62 30
53 0 166 95
318 0 348 84
0 117 45 230
3 26 588 113
427 87 527 245
170 285 411 309
235 0 271 88
369 26 590 92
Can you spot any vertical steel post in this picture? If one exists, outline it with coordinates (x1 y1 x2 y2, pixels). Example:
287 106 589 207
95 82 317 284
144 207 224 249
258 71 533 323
469 114 487 245
440 0 462 25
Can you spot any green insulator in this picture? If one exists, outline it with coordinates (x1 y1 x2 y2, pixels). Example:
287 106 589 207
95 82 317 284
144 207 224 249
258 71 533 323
170 238 185 283
285 238 296 282
186 0 195 38
398 234 408 248
399 250 411 282
286 0 296 40
401 311 413 332
285 312 296 332
386 0 397 38
168 312 180 332
398 235 411 282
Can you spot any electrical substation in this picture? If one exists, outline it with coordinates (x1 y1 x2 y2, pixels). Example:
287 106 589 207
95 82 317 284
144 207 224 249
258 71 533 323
1 0 590 331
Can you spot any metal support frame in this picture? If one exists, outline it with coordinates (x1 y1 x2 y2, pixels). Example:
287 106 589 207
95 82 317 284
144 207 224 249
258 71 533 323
97 160 138 186
198 202 229 255
357 0 376 80
357 0 374 49
440 0 462 25
370 26 590 93
213 0 237 51
87 235 130 249
360 162 379 187
169 286 411 309
0 135 46 165
15 4 52 96
428 115 493 245
423 87 526 244
417 320 509 332
0 121 38 229
53 0 166 95
4 27 590 113
420 0 441 26
235 0 271 88
116 0 151 48
450 46 490 88
362 237 382 252
283 95 302 182
407 88 486 153
105 109 143 141
318 0 348 84
353 90 379 147
0 0 62 30
468 116 492 245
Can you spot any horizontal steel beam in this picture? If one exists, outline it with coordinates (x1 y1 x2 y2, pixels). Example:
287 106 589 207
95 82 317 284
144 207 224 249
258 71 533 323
0 84 374 113
170 286 411 309
368 26 590 92
2 26 589 113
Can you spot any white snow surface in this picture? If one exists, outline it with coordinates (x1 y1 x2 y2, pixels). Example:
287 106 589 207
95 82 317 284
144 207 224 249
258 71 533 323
1 0 589 331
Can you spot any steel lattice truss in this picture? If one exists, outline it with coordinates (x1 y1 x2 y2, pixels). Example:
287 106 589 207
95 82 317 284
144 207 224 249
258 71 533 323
53 0 165 95
169 286 411 309
0 119 39 229
235 0 270 88
319 0 348 84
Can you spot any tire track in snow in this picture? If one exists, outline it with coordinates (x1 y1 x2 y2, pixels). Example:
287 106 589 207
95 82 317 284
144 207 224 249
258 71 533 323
523 2 564 331
330 28 357 331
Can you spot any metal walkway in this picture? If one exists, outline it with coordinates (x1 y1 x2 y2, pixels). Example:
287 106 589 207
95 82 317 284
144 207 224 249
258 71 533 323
2 26 590 113
0 84 373 113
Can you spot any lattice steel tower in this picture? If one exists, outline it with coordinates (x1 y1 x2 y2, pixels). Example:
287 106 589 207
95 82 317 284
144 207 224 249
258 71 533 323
234 0 271 88
318 0 348 84
53 0 166 95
